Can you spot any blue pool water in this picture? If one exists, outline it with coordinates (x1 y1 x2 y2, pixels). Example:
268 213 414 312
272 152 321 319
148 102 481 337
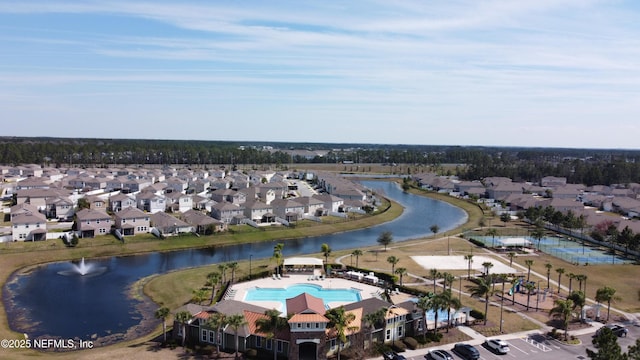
244 283 361 311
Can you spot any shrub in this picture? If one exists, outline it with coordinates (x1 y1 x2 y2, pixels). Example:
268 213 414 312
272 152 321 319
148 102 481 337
391 340 406 352
470 309 485 320
403 337 418 350
424 332 443 342
245 349 258 358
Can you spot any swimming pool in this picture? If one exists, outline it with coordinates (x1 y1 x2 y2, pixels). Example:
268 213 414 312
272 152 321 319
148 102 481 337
244 283 362 311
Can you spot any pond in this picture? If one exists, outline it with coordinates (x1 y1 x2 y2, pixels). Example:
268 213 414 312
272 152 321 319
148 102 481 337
3 181 467 343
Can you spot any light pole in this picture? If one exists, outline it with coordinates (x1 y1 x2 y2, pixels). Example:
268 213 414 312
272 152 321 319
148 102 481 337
249 254 252 280
536 281 541 311
499 278 506 333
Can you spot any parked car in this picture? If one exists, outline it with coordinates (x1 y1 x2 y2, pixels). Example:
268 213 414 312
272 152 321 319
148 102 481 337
596 324 628 337
452 343 480 360
485 339 510 354
426 349 454 360
392 354 407 360
382 350 395 360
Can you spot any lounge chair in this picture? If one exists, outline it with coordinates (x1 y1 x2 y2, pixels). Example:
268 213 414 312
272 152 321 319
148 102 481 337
277 274 282 280
272 274 277 280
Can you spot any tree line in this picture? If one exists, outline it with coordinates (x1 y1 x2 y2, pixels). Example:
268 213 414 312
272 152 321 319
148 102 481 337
1 137 640 185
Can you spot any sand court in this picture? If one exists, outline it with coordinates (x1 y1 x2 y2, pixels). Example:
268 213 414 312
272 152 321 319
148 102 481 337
411 255 519 274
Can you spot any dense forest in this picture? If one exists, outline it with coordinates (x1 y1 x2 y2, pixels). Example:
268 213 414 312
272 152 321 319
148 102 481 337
1 137 640 186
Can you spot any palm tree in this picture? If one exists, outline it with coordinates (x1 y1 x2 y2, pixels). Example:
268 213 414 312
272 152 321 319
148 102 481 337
544 263 553 289
154 306 170 343
273 243 284 276
416 294 434 339
568 291 586 322
255 309 288 360
377 231 393 251
228 262 239 283
507 252 516 267
549 299 574 340
363 308 386 348
576 274 586 294
531 226 545 251
207 272 221 304
466 276 494 325
464 254 473 278
226 314 247 360
429 292 448 333
395 267 407 286
555 267 565 294
442 272 455 293
440 289 461 332
567 273 575 293
595 286 617 322
325 306 359 360
218 263 229 283
192 288 208 305
387 256 399 275
524 259 534 282
522 281 536 311
175 311 193 347
322 243 332 271
351 249 363 268
482 261 494 277
485 228 498 248
207 312 227 354
429 268 440 293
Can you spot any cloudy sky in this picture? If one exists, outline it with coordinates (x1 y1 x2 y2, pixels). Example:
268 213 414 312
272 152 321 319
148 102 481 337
1 1 639 149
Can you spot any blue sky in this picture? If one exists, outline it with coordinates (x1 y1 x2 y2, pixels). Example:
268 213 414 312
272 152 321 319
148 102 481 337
1 1 639 149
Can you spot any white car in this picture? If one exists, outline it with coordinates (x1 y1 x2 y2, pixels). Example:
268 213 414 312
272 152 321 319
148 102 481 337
485 339 510 354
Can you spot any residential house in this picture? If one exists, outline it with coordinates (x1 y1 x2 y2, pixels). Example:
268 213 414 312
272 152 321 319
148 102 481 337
165 192 193 213
191 194 215 212
211 202 244 224
486 182 525 201
165 177 188 193
270 199 305 222
16 188 70 210
45 196 74 220
76 208 112 238
312 194 344 213
11 210 47 241
150 211 193 235
85 195 107 210
541 176 567 187
293 196 326 216
243 200 276 223
114 207 150 236
109 193 136 212
182 209 227 233
136 191 166 213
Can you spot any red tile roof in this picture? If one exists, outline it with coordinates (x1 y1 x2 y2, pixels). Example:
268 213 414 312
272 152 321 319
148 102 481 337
286 293 325 315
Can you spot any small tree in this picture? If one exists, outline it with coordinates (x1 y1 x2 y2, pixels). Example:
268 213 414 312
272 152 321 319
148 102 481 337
524 259 534 282
321 243 332 270
464 254 474 278
175 311 193 347
466 276 495 325
555 267 565 294
351 249 363 268
377 231 393 251
587 326 626 360
595 286 617 322
387 256 399 275
500 212 511 226
226 314 247 360
544 263 553 289
430 224 440 238
395 267 407 286
549 299 573 341
154 306 170 343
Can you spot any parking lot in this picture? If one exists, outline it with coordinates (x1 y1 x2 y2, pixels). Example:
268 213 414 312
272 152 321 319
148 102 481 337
388 321 639 360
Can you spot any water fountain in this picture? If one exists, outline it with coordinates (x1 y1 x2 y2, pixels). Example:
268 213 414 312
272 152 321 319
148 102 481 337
57 257 107 277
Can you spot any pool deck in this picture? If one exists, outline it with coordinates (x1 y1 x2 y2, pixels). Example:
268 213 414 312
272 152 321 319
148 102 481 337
228 274 383 313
